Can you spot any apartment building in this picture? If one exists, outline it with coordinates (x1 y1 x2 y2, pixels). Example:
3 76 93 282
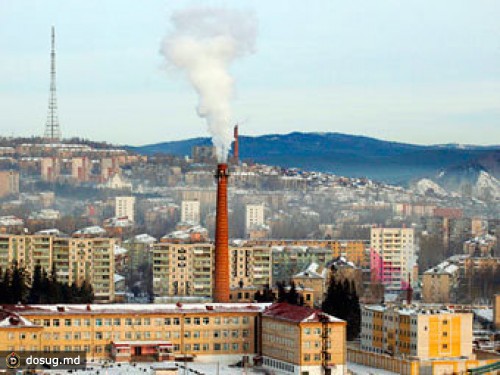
0 234 115 302
245 204 265 236
153 243 213 297
180 200 200 224
152 243 272 298
245 239 369 267
360 305 473 360
370 228 416 292
230 245 272 289
115 196 136 222
262 302 346 375
0 170 19 198
0 303 263 361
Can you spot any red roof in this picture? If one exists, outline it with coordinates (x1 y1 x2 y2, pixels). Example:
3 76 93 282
262 302 340 323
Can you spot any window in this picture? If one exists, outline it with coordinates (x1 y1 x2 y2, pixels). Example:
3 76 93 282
164 318 171 325
214 343 221 351
114 318 121 326
95 319 102 326
53 319 60 327
173 318 180 325
185 317 191 325
144 318 150 326
65 319 71 327
104 319 112 326
203 317 210 325
125 318 132 326
194 317 200 325
73 319 81 326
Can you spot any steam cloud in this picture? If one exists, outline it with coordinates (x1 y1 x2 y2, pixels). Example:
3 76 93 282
161 7 256 162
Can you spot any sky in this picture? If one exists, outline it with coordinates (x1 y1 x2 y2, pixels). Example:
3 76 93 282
0 0 499 146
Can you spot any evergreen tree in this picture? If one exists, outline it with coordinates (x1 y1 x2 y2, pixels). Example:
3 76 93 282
286 281 300 305
322 277 361 341
11 261 28 304
277 282 287 302
2 267 13 303
254 290 262 302
28 265 43 304
79 281 94 303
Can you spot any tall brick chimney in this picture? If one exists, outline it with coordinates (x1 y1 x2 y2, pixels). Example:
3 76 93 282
233 124 239 164
214 163 230 302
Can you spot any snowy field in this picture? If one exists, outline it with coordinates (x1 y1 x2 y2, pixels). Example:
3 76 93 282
33 359 394 374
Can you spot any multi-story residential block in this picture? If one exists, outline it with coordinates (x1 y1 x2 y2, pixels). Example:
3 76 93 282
422 261 460 304
0 234 115 302
40 157 60 182
122 233 157 271
370 228 416 292
71 156 91 182
0 170 19 198
272 247 333 284
360 304 473 360
180 200 201 224
0 303 264 361
245 239 369 267
152 243 272 299
245 204 265 236
115 196 136 222
230 245 272 289
153 243 213 297
262 302 346 375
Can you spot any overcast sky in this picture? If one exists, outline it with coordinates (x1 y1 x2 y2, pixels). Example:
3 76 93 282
1 0 499 146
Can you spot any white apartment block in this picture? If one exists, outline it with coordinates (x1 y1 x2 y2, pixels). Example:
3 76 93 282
181 200 201 224
115 196 136 222
245 204 265 236
370 227 416 292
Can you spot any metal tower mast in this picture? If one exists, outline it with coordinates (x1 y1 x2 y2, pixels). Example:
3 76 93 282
43 26 62 143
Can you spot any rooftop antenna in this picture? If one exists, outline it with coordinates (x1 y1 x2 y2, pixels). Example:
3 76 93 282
43 26 62 143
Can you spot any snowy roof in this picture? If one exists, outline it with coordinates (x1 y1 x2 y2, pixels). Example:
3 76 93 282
74 226 106 235
0 216 24 226
473 309 493 322
132 233 157 244
263 302 344 323
1 303 271 316
114 245 128 256
114 274 125 283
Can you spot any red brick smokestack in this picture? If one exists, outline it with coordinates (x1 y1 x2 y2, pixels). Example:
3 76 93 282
406 275 413 305
232 124 239 164
214 163 230 302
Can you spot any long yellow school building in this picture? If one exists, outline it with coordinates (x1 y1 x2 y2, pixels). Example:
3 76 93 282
0 302 347 374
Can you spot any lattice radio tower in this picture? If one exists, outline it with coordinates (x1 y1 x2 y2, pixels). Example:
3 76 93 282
43 26 62 143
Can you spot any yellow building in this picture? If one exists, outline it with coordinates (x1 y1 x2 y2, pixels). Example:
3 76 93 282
360 305 473 360
0 303 264 361
262 302 346 375
0 234 115 302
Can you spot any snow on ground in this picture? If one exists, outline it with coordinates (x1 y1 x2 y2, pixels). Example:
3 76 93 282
37 359 393 374
347 362 398 375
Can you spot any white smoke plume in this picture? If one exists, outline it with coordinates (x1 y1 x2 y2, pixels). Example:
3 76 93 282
161 7 256 162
